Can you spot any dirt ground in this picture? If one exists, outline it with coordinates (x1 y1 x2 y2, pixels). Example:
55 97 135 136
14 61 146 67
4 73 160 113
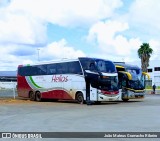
0 97 33 104
0 97 78 105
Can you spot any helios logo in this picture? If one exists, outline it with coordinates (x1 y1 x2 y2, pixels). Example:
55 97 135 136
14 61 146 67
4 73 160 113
52 75 68 82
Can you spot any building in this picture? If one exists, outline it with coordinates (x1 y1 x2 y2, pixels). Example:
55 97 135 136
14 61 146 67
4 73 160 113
0 71 17 82
147 60 160 86
129 60 160 86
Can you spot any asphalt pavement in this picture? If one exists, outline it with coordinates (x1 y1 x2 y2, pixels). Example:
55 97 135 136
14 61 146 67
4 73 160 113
0 94 160 141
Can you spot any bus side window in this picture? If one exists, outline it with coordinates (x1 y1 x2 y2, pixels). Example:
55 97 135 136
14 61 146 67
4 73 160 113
89 63 96 72
118 81 122 89
30 66 38 76
74 62 83 75
68 61 82 75
61 63 69 74
50 69 56 74
37 65 47 75
122 80 126 87
47 64 56 75
56 63 68 74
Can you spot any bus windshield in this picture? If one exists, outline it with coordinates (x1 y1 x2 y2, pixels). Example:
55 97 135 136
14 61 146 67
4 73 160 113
99 76 119 91
127 68 142 81
96 60 116 73
79 57 118 91
127 68 145 88
128 80 144 90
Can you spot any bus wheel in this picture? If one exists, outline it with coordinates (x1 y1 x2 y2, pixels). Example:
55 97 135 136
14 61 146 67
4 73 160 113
29 91 35 101
35 91 42 102
76 92 84 104
95 101 101 105
122 98 129 102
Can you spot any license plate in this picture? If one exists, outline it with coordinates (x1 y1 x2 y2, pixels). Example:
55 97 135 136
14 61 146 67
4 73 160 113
109 98 113 101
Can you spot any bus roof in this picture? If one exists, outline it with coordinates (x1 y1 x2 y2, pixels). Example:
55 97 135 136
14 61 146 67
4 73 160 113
114 62 140 70
19 58 79 67
18 57 113 67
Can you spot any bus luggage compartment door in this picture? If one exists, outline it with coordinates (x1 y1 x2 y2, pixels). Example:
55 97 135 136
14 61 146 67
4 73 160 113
90 87 97 101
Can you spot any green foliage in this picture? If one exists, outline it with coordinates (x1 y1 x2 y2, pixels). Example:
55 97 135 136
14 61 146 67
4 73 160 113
137 43 153 72
145 85 160 89
145 85 152 89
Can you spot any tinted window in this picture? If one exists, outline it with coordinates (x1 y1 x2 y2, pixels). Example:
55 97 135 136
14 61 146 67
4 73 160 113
128 80 144 89
19 61 82 76
18 65 47 76
68 61 82 74
37 65 47 75
96 60 116 73
127 69 141 75
79 58 94 70
56 63 65 74
47 64 57 74
47 62 82 75
148 68 152 72
116 67 125 72
154 67 160 71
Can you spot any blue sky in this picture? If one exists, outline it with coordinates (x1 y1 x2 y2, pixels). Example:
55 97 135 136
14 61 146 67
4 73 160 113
0 0 160 70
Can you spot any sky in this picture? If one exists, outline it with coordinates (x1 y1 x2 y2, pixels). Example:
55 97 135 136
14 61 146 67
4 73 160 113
0 0 160 70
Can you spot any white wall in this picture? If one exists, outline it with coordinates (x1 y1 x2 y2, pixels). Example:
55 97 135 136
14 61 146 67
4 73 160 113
0 82 17 89
128 60 160 86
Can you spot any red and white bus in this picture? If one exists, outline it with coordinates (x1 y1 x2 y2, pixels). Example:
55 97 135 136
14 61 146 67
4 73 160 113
17 57 120 104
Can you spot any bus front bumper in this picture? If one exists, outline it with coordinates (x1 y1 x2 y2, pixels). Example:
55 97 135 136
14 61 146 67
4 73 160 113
123 91 145 99
98 93 120 101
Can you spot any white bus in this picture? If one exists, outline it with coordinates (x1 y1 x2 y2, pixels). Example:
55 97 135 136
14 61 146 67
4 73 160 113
17 57 120 104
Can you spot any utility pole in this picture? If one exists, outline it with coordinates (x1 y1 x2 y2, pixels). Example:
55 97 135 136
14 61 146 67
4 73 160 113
37 48 40 61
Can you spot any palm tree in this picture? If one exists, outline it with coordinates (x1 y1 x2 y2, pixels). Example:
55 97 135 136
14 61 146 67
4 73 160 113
138 43 153 72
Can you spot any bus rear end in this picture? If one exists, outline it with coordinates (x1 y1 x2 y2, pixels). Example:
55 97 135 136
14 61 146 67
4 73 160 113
17 65 32 98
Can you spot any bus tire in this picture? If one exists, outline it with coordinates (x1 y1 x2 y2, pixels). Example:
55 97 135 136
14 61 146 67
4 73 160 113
76 92 84 104
35 91 42 102
95 101 101 105
29 91 35 101
122 98 129 102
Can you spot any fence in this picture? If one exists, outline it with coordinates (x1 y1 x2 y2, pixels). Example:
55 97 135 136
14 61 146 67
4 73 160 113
145 80 152 87
0 82 17 99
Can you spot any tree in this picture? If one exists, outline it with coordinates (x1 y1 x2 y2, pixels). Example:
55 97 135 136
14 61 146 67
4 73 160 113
138 43 153 72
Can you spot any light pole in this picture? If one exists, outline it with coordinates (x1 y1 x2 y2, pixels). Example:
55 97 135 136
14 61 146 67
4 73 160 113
37 48 40 61
122 57 125 63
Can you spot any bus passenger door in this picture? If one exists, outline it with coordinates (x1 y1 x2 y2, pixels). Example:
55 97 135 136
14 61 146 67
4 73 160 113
118 72 128 100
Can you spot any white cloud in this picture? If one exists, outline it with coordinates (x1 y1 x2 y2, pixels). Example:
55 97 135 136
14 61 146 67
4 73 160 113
1 0 160 71
8 0 123 27
0 0 123 46
0 0 123 71
129 0 160 24
0 45 20 70
40 39 86 60
149 40 160 60
0 9 47 45
87 20 142 61
0 39 86 70
126 0 160 38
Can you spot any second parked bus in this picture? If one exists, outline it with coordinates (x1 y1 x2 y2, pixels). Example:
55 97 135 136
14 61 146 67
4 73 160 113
114 62 150 101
